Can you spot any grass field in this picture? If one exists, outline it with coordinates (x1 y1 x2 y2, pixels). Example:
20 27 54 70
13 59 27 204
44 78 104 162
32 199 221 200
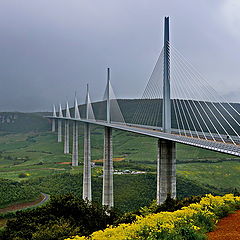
0 117 240 211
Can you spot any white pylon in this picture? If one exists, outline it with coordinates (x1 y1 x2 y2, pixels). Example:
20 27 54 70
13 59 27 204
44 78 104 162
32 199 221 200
74 98 81 119
64 102 70 154
59 103 63 118
83 84 92 201
58 104 63 142
66 101 71 118
102 69 114 209
52 105 57 132
53 105 57 117
72 97 79 166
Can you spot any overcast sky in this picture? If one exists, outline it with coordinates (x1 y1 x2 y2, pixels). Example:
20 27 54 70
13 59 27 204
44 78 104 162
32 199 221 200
0 0 240 112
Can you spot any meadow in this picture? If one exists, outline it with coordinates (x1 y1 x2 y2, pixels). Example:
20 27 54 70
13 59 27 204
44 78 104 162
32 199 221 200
0 119 240 212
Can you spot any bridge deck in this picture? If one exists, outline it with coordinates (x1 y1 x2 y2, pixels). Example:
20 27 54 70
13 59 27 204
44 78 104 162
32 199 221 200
47 116 240 157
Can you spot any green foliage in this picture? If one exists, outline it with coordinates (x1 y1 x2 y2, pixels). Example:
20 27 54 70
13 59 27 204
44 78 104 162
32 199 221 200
74 194 240 240
0 112 239 215
113 212 138 226
0 179 40 208
177 161 240 190
0 194 118 240
1 170 217 213
139 194 203 217
192 211 215 232
25 172 218 213
115 195 203 226
0 193 223 240
31 218 77 240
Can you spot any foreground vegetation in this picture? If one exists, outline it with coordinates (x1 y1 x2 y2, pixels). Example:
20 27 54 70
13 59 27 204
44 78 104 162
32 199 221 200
67 194 240 240
1 173 220 212
0 194 117 240
1 193 239 240
0 179 39 208
0 111 240 239
0 127 240 211
0 193 215 240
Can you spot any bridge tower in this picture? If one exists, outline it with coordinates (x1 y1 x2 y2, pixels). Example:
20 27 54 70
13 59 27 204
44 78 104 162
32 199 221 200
51 105 56 132
64 102 70 154
83 84 92 201
58 104 63 142
157 17 176 204
102 68 114 209
106 68 110 124
162 17 171 133
72 98 80 166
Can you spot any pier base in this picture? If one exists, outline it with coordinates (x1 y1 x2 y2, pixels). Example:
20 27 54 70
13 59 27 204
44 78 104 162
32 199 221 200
102 127 113 209
51 119 56 132
157 139 176 205
64 120 70 154
83 123 92 201
72 121 78 166
57 119 62 142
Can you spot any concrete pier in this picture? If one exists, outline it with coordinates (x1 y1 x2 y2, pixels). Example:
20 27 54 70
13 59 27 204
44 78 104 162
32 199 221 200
64 102 71 154
52 105 57 132
58 104 63 142
102 126 113 208
57 119 62 142
83 123 91 201
157 139 176 204
72 121 78 166
51 119 56 132
64 120 70 154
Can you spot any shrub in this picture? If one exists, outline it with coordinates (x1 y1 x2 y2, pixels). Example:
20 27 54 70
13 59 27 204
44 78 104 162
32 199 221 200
18 173 30 178
66 194 240 240
0 194 119 240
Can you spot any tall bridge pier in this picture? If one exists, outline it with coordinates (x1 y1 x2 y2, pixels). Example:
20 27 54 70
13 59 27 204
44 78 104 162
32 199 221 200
83 85 92 201
72 99 80 166
51 105 56 132
58 104 63 142
102 68 114 208
57 120 62 142
64 120 70 154
64 102 71 154
72 121 78 166
52 119 56 132
102 126 113 208
83 122 91 200
157 139 176 204
157 17 176 204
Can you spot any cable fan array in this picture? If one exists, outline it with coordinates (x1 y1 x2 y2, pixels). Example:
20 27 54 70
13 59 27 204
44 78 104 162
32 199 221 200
131 44 240 145
131 49 164 128
103 81 125 124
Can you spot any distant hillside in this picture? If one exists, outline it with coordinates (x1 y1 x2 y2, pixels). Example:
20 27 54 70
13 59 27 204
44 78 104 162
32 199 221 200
0 112 50 133
1 99 240 135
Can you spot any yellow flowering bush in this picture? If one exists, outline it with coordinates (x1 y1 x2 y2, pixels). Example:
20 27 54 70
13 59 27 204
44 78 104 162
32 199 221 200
65 194 240 240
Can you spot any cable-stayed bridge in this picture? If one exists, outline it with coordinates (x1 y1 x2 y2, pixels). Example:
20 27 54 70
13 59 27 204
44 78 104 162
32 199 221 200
46 17 240 208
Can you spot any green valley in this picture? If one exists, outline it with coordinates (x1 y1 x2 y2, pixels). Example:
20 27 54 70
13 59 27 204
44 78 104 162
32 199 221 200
0 112 239 213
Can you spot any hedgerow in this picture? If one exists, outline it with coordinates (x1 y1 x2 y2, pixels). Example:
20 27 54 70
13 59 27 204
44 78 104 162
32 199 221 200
66 194 240 240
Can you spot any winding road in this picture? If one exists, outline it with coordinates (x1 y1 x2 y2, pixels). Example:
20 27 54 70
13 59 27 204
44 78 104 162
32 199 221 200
0 192 50 214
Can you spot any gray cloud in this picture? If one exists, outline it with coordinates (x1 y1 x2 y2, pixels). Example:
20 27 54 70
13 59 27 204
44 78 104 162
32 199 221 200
0 0 239 112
